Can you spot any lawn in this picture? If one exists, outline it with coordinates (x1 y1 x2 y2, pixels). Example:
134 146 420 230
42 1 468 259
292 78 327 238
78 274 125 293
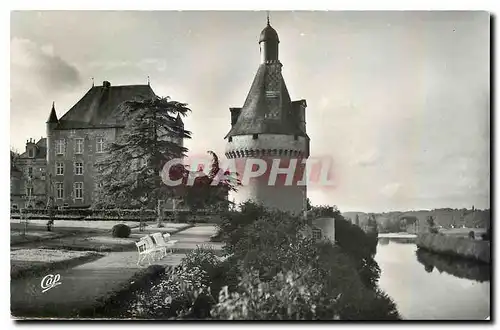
11 248 104 280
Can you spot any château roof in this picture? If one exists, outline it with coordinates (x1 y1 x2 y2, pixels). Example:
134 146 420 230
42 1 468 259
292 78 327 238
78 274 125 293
225 64 307 139
55 83 157 130
18 138 47 159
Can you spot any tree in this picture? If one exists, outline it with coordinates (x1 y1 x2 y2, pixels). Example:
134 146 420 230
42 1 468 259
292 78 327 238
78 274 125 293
94 96 192 225
427 216 438 234
177 151 239 214
306 198 312 211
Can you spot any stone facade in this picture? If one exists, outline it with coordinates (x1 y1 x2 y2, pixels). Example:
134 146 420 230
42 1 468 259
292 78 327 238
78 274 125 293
46 127 119 207
45 81 184 208
11 138 48 209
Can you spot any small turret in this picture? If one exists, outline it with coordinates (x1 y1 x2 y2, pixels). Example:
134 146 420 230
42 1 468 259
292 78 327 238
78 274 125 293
259 15 279 63
47 102 58 124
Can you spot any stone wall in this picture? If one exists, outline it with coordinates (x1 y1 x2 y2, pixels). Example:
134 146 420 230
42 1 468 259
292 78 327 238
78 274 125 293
416 233 490 263
48 127 118 207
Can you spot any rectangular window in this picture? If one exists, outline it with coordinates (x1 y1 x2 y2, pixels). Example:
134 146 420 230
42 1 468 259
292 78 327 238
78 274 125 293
56 139 65 155
28 148 34 158
56 162 64 175
74 182 83 200
26 187 33 197
312 228 323 240
96 137 105 153
56 183 64 199
75 138 84 154
27 167 33 176
75 162 84 175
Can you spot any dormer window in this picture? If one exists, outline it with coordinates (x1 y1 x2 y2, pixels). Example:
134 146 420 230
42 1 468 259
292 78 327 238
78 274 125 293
228 137 233 142
252 134 258 140
28 148 34 158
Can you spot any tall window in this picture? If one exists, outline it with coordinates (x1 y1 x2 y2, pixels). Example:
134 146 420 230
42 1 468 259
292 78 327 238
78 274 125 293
75 138 84 154
56 182 64 199
56 162 64 175
27 167 33 176
56 139 65 155
26 187 33 197
74 182 83 200
28 148 34 158
75 162 84 175
96 137 105 153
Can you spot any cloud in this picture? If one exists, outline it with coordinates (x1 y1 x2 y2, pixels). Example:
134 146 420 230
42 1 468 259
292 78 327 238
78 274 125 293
380 183 402 198
11 38 82 95
352 149 380 167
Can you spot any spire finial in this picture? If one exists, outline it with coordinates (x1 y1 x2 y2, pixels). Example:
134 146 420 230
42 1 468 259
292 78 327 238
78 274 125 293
147 75 150 86
267 11 270 26
91 77 94 87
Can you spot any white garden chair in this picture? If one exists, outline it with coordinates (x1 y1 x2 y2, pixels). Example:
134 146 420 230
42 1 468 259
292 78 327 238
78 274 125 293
140 235 163 261
135 239 155 267
151 232 178 257
163 233 178 253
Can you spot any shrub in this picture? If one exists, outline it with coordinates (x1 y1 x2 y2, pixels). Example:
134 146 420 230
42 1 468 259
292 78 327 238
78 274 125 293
180 247 221 287
211 268 339 320
112 224 131 238
174 212 189 223
481 228 491 241
468 231 475 240
127 264 215 319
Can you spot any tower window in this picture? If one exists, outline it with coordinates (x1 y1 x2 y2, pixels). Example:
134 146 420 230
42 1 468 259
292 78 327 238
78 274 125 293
294 135 298 141
252 134 258 140
228 137 232 142
28 148 34 158
55 139 65 155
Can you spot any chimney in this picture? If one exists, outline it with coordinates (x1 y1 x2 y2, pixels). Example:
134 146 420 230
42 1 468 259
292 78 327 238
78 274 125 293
103 81 111 88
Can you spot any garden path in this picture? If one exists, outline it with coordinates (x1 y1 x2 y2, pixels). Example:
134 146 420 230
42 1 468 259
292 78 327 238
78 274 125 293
11 224 221 318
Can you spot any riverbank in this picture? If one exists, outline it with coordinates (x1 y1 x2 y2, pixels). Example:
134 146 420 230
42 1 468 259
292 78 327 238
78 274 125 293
416 233 490 263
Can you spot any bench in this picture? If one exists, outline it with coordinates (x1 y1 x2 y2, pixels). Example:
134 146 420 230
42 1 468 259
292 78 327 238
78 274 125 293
135 233 178 266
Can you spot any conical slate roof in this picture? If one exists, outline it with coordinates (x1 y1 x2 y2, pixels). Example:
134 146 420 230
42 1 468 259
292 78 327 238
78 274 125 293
46 102 58 123
225 63 306 139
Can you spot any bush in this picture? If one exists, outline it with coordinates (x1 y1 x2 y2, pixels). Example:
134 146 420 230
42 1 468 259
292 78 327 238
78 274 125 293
481 228 491 241
211 268 338 320
112 224 131 238
127 261 217 319
468 231 475 239
174 212 189 223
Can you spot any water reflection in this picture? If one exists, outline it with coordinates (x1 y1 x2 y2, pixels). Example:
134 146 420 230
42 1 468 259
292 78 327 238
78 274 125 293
378 237 415 245
416 248 490 283
375 240 490 320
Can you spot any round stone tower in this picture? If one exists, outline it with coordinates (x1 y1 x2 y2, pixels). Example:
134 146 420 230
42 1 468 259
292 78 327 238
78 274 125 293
224 18 310 215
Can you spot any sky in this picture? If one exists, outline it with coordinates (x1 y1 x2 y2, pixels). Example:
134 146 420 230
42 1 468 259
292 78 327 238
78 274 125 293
9 11 490 212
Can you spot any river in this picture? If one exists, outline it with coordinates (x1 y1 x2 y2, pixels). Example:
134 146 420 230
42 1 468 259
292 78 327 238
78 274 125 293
375 237 491 320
